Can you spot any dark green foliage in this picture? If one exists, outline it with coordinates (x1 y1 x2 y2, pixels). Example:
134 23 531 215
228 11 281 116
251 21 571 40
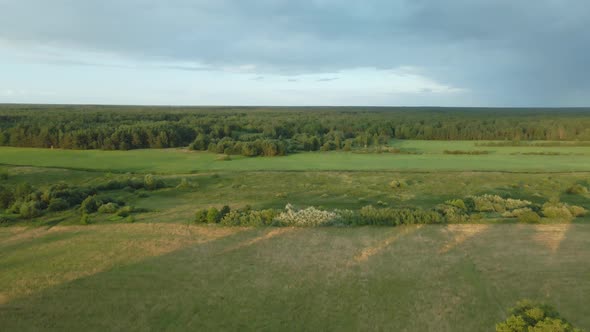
443 150 490 155
220 208 278 226
80 195 101 214
3 106 590 154
496 300 582 332
220 205 231 218
0 185 14 209
357 206 444 226
47 198 70 212
19 201 42 219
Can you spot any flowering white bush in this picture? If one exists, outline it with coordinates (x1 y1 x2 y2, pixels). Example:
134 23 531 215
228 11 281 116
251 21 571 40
275 204 338 227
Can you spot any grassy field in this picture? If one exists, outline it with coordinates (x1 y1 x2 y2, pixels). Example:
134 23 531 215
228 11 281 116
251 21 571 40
1 142 589 331
1 140 590 173
2 165 589 226
1 224 589 331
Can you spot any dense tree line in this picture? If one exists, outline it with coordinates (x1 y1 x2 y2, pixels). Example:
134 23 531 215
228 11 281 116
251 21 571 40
2 105 590 156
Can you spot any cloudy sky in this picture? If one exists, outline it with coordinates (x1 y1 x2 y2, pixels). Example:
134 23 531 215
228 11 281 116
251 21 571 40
0 0 588 106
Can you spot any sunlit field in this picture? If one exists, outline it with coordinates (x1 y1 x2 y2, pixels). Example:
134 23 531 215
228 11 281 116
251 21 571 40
1 224 589 331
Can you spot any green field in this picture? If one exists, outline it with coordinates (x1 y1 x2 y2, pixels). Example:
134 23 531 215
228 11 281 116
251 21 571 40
1 141 590 331
1 140 590 173
1 223 589 331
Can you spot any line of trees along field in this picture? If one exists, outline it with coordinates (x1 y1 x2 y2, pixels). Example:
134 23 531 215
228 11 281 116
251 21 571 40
1 105 590 156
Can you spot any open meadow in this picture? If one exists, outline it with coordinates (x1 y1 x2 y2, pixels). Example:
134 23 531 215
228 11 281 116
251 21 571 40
1 223 590 331
1 108 590 331
2 140 590 173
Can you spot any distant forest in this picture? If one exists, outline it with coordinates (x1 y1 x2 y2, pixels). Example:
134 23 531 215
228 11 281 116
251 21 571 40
1 104 590 157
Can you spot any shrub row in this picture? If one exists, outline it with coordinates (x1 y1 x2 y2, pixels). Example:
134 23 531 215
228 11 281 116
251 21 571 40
0 174 166 220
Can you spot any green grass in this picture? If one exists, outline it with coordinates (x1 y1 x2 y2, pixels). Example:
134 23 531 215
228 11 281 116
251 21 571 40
4 167 588 226
1 141 590 330
1 224 589 331
1 141 590 174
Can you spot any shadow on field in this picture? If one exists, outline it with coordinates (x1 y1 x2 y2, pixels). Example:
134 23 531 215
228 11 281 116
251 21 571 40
1 224 589 331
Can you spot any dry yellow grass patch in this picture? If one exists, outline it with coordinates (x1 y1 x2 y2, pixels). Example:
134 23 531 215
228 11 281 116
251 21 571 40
350 225 423 265
438 224 489 254
0 224 241 304
532 224 571 253
220 227 298 254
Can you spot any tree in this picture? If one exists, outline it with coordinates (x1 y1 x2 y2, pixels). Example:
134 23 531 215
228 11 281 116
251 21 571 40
0 185 14 209
496 300 582 332
19 201 42 219
220 205 231 219
195 209 208 223
80 195 101 213
207 207 220 223
144 174 158 190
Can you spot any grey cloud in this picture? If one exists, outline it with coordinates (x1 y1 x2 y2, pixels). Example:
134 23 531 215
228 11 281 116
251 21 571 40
316 78 339 82
0 0 589 105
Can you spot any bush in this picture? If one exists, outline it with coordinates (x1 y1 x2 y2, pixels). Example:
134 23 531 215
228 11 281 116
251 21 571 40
275 204 338 226
98 202 119 214
568 205 587 217
517 210 541 224
0 171 8 180
469 195 531 213
195 209 208 223
496 300 581 332
502 207 532 218
176 178 191 189
80 213 91 225
566 184 588 195
220 208 278 227
143 174 164 191
389 179 407 189
445 199 467 211
542 205 573 219
0 185 15 209
80 195 101 213
220 205 231 218
125 216 135 223
541 201 586 219
207 207 220 223
144 174 156 190
358 205 443 226
436 204 469 223
47 198 69 212
19 201 42 219
116 206 134 217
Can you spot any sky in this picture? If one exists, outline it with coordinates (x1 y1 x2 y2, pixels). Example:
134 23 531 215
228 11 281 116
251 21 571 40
0 0 589 106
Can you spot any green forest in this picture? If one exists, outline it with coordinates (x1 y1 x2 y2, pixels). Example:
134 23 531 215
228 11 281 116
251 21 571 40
2 105 590 156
